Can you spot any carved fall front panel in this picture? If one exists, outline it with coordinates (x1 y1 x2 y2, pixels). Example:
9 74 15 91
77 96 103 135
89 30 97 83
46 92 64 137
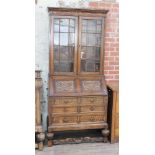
55 80 75 93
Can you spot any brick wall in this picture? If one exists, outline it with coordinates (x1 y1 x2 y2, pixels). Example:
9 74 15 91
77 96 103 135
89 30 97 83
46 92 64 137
36 0 119 130
89 1 119 83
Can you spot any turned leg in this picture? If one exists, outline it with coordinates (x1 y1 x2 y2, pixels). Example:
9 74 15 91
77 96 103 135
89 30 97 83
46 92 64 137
46 132 54 147
36 132 45 151
101 126 110 143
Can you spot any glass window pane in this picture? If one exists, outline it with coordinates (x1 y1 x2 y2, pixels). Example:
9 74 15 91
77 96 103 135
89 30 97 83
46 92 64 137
87 33 96 46
54 19 59 32
96 34 101 46
60 19 69 32
60 62 73 72
81 33 86 45
95 47 100 60
54 62 59 72
81 46 87 59
70 19 75 32
60 33 68 46
68 46 74 60
86 47 95 59
54 45 59 61
86 61 95 72
60 46 68 60
54 33 59 45
97 24 102 33
95 61 100 72
87 20 96 33
69 33 75 45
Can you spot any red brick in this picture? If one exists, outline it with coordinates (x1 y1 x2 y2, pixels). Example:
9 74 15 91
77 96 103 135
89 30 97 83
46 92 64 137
114 75 119 79
105 38 115 42
106 80 118 83
89 2 98 8
105 75 114 79
115 57 119 61
104 66 114 70
109 61 119 65
110 52 119 56
104 52 109 56
103 71 109 74
104 56 114 61
104 61 109 66
115 66 119 70
109 71 119 74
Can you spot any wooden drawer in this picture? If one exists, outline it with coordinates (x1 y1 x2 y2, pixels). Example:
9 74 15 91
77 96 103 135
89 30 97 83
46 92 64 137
50 97 78 106
52 106 77 114
79 114 106 123
80 96 104 105
51 116 77 124
79 105 105 113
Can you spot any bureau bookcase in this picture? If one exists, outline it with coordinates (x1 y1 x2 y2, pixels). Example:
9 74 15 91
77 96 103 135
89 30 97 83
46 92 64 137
47 8 109 146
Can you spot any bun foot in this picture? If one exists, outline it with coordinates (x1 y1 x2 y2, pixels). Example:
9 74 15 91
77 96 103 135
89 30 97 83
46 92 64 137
101 128 110 143
47 132 54 147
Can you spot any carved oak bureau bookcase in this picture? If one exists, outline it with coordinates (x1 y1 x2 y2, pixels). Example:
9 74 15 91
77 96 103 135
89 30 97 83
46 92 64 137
47 8 109 146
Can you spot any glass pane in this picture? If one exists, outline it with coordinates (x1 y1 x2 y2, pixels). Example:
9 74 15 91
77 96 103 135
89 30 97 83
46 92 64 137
87 20 96 33
60 46 68 60
81 33 86 45
81 47 87 59
60 19 69 32
54 45 59 61
95 47 100 60
54 62 59 72
60 62 73 72
82 20 87 32
54 19 59 32
86 61 95 72
81 60 86 72
95 61 100 72
60 33 68 46
68 46 74 60
81 60 95 72
96 34 101 46
54 33 59 45
86 47 95 59
96 24 102 33
87 33 96 46
69 33 75 45
70 19 75 32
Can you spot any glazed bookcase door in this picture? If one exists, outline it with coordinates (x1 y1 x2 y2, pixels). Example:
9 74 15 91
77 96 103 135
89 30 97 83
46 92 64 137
78 17 104 75
50 16 78 75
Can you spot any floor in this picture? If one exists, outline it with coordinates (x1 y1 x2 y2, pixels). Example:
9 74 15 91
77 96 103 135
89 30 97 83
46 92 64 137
35 143 119 155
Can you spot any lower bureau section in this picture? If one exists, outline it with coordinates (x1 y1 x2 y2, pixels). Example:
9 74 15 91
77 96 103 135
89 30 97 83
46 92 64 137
79 114 106 123
48 122 108 132
47 95 109 146
50 114 106 125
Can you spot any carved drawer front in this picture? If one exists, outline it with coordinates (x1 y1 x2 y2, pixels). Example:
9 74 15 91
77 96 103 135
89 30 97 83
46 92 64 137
79 105 105 113
80 96 104 105
51 116 77 124
79 114 105 123
52 107 77 114
52 97 78 106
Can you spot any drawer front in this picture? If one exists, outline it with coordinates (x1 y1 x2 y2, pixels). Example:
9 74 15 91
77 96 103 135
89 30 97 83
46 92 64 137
80 96 105 105
79 105 105 113
50 97 78 106
52 106 77 114
51 116 77 124
79 114 106 123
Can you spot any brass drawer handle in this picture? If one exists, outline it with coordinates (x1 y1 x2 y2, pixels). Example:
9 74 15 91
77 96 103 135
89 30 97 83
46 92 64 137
90 99 95 103
63 117 69 123
90 106 95 111
64 100 69 104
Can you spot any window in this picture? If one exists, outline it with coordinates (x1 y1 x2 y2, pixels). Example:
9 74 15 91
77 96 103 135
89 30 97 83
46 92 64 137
49 9 106 75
